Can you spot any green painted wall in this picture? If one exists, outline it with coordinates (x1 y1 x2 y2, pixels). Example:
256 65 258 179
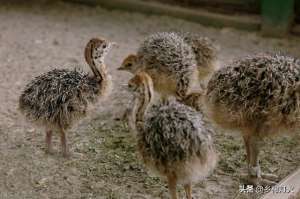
295 0 300 23
261 0 294 36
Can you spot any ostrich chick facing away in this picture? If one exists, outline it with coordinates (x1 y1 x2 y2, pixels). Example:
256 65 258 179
128 72 217 199
19 38 115 157
119 32 197 100
181 32 219 82
206 53 300 185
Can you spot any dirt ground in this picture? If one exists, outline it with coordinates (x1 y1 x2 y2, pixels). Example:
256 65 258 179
0 1 299 199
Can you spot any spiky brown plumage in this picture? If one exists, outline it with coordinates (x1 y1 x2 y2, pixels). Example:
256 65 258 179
129 72 217 199
141 101 216 175
182 32 218 80
120 32 197 99
206 53 300 134
19 38 115 157
206 53 300 185
119 32 218 99
19 69 101 129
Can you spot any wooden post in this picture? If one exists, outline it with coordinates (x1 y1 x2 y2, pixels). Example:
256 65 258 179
261 0 295 37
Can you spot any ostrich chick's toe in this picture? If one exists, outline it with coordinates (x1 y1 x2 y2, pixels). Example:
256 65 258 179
241 169 279 186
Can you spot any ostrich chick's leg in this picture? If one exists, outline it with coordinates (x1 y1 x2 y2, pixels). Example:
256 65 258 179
167 173 178 199
59 128 69 157
243 134 278 186
45 129 53 154
116 95 133 122
184 183 192 199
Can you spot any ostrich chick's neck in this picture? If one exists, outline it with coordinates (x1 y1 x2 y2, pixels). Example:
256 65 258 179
90 56 107 82
133 80 154 126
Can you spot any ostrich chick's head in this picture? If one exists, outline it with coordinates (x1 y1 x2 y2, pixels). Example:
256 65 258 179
85 38 116 66
118 54 140 74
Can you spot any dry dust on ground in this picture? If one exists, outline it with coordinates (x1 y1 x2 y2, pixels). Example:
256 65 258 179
0 1 299 199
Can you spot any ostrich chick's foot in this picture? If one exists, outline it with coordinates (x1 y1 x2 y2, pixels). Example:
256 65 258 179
248 174 278 186
242 166 278 186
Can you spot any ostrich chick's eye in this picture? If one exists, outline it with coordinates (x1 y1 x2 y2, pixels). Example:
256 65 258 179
128 83 135 91
126 63 132 67
128 82 139 91
102 44 107 48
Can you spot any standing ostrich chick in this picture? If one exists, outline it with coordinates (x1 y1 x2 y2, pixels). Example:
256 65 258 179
206 53 300 185
128 72 217 199
181 32 219 81
19 38 115 157
119 32 197 100
119 32 218 96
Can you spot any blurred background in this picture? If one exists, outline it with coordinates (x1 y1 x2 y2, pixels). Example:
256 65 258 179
0 0 299 199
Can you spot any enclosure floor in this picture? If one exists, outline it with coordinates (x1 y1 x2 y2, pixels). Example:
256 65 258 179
0 1 299 199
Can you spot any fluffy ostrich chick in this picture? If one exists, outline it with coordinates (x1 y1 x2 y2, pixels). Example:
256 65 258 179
119 32 218 96
19 38 115 157
128 72 217 199
119 32 197 100
182 32 219 81
206 53 300 185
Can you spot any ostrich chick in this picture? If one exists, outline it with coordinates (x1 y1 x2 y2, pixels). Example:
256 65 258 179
119 32 219 94
19 38 115 157
181 33 219 82
119 32 197 100
128 72 217 199
206 53 300 185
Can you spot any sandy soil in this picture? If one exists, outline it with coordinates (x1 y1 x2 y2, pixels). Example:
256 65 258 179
0 1 299 199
